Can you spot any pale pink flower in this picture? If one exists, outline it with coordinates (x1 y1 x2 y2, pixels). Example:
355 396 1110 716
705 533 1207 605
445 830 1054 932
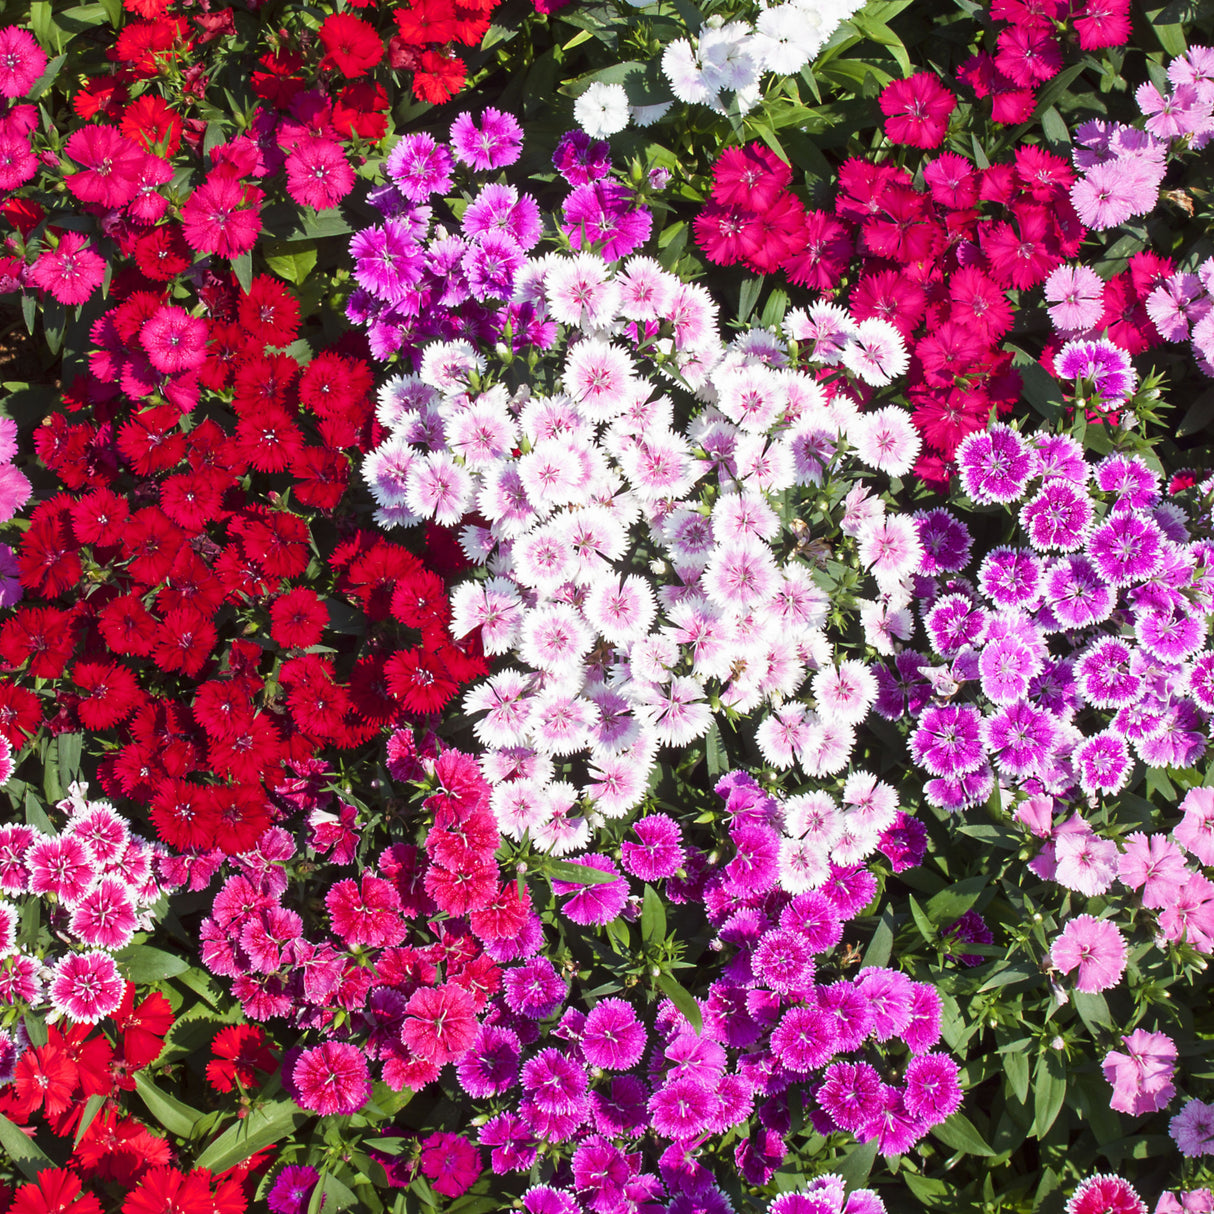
1050 914 1126 993
1102 1027 1176 1116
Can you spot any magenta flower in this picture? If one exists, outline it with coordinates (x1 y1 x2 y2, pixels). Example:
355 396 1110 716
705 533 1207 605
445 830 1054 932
903 1053 962 1124
1065 1176 1146 1214
1050 914 1126 993
621 815 684 880
0 26 47 97
139 306 209 374
385 133 454 202
285 137 355 211
562 181 653 261
955 423 1033 505
326 873 405 948
289 1042 371 1115
582 998 646 1071
420 1132 482 1198
553 854 629 925
770 1005 838 1074
450 108 523 170
267 1165 320 1214
47 950 124 1022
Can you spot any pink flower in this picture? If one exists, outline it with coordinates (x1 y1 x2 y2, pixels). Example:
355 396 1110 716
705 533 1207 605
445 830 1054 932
64 125 146 209
1118 832 1188 909
289 1042 371 1115
1050 915 1126 993
0 26 47 98
140 306 209 374
285 137 355 211
581 998 646 1071
181 166 264 259
1102 1028 1176 1116
1066 1176 1146 1214
29 232 105 305
47 950 124 1022
325 873 405 948
1175 787 1214 866
402 983 478 1065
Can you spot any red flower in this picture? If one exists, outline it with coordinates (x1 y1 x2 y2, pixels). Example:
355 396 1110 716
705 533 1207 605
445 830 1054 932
395 0 460 44
270 587 328 650
97 596 159 658
385 647 459 715
693 202 759 267
318 13 384 78
237 276 300 348
149 779 220 850
72 661 142 730
401 984 478 1064
0 607 76 679
390 568 450 629
291 446 351 510
878 73 956 149
113 984 174 1072
9 1167 102 1214
120 93 182 156
332 82 389 141
12 1045 78 1119
411 49 466 104
112 17 188 77
206 1025 277 1093
235 511 311 579
710 142 791 211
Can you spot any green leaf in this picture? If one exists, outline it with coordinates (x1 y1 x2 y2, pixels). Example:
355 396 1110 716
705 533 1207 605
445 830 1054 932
309 1172 358 1212
931 1112 995 1157
24 789 54 835
57 733 82 783
73 1093 109 1148
133 1071 204 1139
0 1111 54 1180
546 859 620 885
836 1137 879 1189
641 884 666 945
1004 1049 1030 1104
704 719 725 779
907 894 934 945
25 53 65 102
737 275 764 325
654 972 702 1035
862 907 894 968
1073 990 1113 1033
1151 20 1187 55
232 250 253 294
115 944 190 983
1040 105 1070 146
1033 1052 1067 1139
925 874 986 925
850 13 911 76
195 1097 310 1172
263 241 318 287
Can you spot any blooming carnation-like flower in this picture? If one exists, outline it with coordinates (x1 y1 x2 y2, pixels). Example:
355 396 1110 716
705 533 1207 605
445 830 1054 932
289 1042 372 1115
1050 915 1126 993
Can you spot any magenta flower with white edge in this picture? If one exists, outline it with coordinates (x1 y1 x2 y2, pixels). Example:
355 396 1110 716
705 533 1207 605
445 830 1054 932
47 950 124 1023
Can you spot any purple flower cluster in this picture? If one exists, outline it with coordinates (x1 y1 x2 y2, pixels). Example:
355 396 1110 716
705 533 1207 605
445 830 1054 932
348 118 653 363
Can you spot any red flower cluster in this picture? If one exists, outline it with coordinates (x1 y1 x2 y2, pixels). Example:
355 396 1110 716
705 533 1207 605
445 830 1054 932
694 141 1093 484
0 985 175 1191
389 0 503 103
959 0 1131 125
6 260 486 860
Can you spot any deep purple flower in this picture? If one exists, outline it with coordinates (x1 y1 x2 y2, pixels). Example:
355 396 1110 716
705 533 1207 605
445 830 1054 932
877 812 928 873
503 956 568 1018
873 651 931 720
455 1024 520 1097
944 909 994 966
521 1047 589 1114
914 508 973 574
552 129 612 185
590 1074 650 1137
978 546 1043 609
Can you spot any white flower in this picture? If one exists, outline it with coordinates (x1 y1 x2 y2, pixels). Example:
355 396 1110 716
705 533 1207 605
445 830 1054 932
574 82 631 139
630 101 673 127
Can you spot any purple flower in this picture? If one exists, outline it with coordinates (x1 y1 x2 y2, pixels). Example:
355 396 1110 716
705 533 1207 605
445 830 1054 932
914 508 973 574
1095 453 1160 506
582 999 646 1071
924 763 995 812
462 182 542 248
752 929 816 997
943 909 994 966
350 221 425 303
924 593 987 656
455 1024 520 1097
521 1048 588 1114
524 1186 580 1214
1043 555 1116 629
977 546 1043 609
591 1074 650 1137
553 129 612 185
563 180 653 261
909 704 986 777
268 1165 320 1214
451 108 523 170
877 812 928 873
725 824 780 894
621 815 685 880
1019 480 1093 552
479 1112 539 1174
1137 605 1205 662
1075 636 1139 708
503 956 568 1018
956 423 1033 505
1088 511 1164 585
873 651 931 720
462 229 525 298
819 865 877 918
1056 336 1138 402
982 700 1055 778
386 133 454 201
855 967 914 1041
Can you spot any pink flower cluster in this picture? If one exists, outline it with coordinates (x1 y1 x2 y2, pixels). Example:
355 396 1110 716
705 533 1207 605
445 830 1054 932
197 739 549 1099
0 782 180 1023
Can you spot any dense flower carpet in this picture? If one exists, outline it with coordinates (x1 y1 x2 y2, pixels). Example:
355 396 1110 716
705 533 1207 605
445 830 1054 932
2 0 1214 1210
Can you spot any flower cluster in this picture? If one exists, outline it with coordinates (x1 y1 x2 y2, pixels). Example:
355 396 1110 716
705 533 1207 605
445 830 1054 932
694 138 1095 484
0 784 180 1024
958 0 1132 127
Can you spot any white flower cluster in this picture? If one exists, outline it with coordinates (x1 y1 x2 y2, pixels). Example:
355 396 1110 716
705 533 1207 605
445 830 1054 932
573 0 863 136
362 248 913 859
